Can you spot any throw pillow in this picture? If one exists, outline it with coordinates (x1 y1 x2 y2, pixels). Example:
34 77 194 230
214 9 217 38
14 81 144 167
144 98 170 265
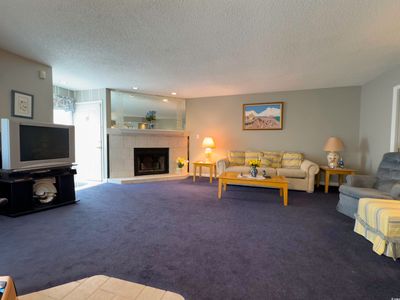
261 151 283 168
281 152 304 169
228 151 245 166
245 151 261 166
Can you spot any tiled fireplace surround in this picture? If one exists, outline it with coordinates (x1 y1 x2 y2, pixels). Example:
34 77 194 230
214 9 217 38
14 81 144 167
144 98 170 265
108 128 188 179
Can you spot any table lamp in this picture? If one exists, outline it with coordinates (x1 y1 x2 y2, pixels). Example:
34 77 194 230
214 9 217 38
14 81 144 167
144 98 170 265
202 137 215 162
323 137 344 168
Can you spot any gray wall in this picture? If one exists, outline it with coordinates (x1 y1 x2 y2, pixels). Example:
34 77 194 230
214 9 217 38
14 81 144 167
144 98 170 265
186 86 361 170
359 65 400 174
0 48 53 122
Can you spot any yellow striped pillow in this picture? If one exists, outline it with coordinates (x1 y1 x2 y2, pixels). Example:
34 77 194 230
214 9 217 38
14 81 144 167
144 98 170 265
261 151 283 168
281 152 304 169
245 151 261 166
228 151 245 166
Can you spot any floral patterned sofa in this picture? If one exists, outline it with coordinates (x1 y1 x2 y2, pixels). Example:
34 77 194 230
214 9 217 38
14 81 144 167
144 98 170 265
216 151 319 193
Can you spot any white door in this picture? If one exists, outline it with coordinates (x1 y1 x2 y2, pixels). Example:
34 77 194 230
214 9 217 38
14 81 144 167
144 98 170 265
73 102 103 181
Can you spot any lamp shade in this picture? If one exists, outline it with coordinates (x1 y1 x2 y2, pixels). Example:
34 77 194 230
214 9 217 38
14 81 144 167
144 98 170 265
323 137 344 152
202 137 215 148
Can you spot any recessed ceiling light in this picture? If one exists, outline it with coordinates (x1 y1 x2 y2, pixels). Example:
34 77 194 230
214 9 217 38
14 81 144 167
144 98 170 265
132 86 138 90
163 99 169 102
171 92 177 96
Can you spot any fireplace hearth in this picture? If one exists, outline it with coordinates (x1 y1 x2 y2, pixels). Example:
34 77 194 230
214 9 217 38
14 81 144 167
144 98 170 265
134 148 169 176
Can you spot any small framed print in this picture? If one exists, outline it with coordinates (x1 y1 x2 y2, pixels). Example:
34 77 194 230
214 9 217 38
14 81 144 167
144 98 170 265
11 90 34 119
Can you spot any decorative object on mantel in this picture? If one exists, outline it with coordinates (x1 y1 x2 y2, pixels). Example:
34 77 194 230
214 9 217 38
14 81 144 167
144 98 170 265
323 136 344 168
202 137 216 162
248 159 261 177
145 110 157 129
243 102 283 130
11 90 34 119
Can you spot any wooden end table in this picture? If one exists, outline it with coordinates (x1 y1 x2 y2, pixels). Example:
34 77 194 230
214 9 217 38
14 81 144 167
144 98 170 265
316 165 356 193
193 161 217 184
218 172 289 206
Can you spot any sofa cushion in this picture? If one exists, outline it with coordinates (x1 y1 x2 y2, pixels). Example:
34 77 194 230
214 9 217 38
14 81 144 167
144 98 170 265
276 168 306 178
339 185 393 200
245 151 261 166
225 166 277 176
228 151 245 166
261 151 283 168
281 152 304 169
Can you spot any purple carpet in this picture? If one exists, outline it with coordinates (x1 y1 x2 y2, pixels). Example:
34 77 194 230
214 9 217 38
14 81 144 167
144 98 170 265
0 178 399 299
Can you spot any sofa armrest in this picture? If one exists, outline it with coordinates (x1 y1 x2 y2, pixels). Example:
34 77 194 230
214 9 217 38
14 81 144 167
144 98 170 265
300 160 319 176
346 175 377 188
390 184 400 199
216 158 229 176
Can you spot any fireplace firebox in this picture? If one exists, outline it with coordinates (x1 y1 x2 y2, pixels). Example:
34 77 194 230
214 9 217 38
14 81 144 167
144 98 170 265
134 148 169 176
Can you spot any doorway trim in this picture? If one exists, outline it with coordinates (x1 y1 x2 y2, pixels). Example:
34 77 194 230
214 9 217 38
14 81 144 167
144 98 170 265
390 85 400 152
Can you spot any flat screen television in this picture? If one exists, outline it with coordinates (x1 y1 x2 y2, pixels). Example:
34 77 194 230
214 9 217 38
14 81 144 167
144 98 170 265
1 118 75 170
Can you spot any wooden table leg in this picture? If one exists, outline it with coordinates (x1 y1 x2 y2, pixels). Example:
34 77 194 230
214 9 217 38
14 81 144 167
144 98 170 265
199 166 202 177
209 166 213 184
214 165 217 180
193 165 196 182
316 172 320 187
283 186 288 206
223 183 227 191
279 188 283 197
218 178 223 199
324 171 330 193
338 174 342 186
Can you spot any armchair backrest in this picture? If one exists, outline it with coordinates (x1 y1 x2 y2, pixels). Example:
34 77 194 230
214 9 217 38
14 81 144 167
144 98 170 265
375 152 400 192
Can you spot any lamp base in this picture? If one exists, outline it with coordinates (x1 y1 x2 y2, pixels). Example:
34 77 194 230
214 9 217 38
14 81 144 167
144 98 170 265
327 151 339 168
204 149 212 163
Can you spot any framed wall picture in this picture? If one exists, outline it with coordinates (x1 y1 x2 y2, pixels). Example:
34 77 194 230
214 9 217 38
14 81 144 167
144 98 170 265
243 102 284 130
11 90 34 119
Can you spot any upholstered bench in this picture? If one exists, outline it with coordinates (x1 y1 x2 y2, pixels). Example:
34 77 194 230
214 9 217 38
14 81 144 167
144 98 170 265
12 275 184 300
354 198 400 260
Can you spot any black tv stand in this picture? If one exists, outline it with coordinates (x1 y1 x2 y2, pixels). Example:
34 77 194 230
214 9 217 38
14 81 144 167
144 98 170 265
0 165 77 217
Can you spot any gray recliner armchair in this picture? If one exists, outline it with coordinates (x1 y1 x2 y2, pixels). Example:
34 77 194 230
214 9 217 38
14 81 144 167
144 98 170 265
337 152 400 218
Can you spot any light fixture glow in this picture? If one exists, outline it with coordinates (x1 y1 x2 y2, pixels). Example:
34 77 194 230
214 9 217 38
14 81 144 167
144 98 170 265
163 99 169 102
132 86 138 90
171 92 177 95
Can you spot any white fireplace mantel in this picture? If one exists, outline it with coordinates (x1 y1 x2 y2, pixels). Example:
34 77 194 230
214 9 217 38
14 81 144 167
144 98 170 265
107 128 189 137
107 127 189 179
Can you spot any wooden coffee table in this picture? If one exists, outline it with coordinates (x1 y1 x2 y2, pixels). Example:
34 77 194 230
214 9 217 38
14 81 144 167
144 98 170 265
218 172 289 206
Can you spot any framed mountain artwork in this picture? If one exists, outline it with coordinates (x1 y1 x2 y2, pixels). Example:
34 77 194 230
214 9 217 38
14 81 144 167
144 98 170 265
243 102 283 130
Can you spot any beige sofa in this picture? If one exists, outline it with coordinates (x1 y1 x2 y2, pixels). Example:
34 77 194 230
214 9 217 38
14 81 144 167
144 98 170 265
216 151 319 193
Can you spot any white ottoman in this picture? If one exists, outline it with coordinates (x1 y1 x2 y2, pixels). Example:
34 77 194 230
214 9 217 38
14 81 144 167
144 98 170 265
19 275 184 300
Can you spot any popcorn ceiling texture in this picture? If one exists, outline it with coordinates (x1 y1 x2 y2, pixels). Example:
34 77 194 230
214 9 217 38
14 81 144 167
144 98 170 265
0 0 399 97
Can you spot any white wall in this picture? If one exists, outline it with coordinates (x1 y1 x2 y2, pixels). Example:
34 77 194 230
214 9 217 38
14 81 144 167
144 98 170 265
359 65 400 174
0 49 53 122
187 86 361 170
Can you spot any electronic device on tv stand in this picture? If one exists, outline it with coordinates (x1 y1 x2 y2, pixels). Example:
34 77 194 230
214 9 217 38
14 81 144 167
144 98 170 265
1 118 75 171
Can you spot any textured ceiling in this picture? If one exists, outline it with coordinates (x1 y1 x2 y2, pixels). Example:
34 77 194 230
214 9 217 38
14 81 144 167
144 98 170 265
0 0 399 98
